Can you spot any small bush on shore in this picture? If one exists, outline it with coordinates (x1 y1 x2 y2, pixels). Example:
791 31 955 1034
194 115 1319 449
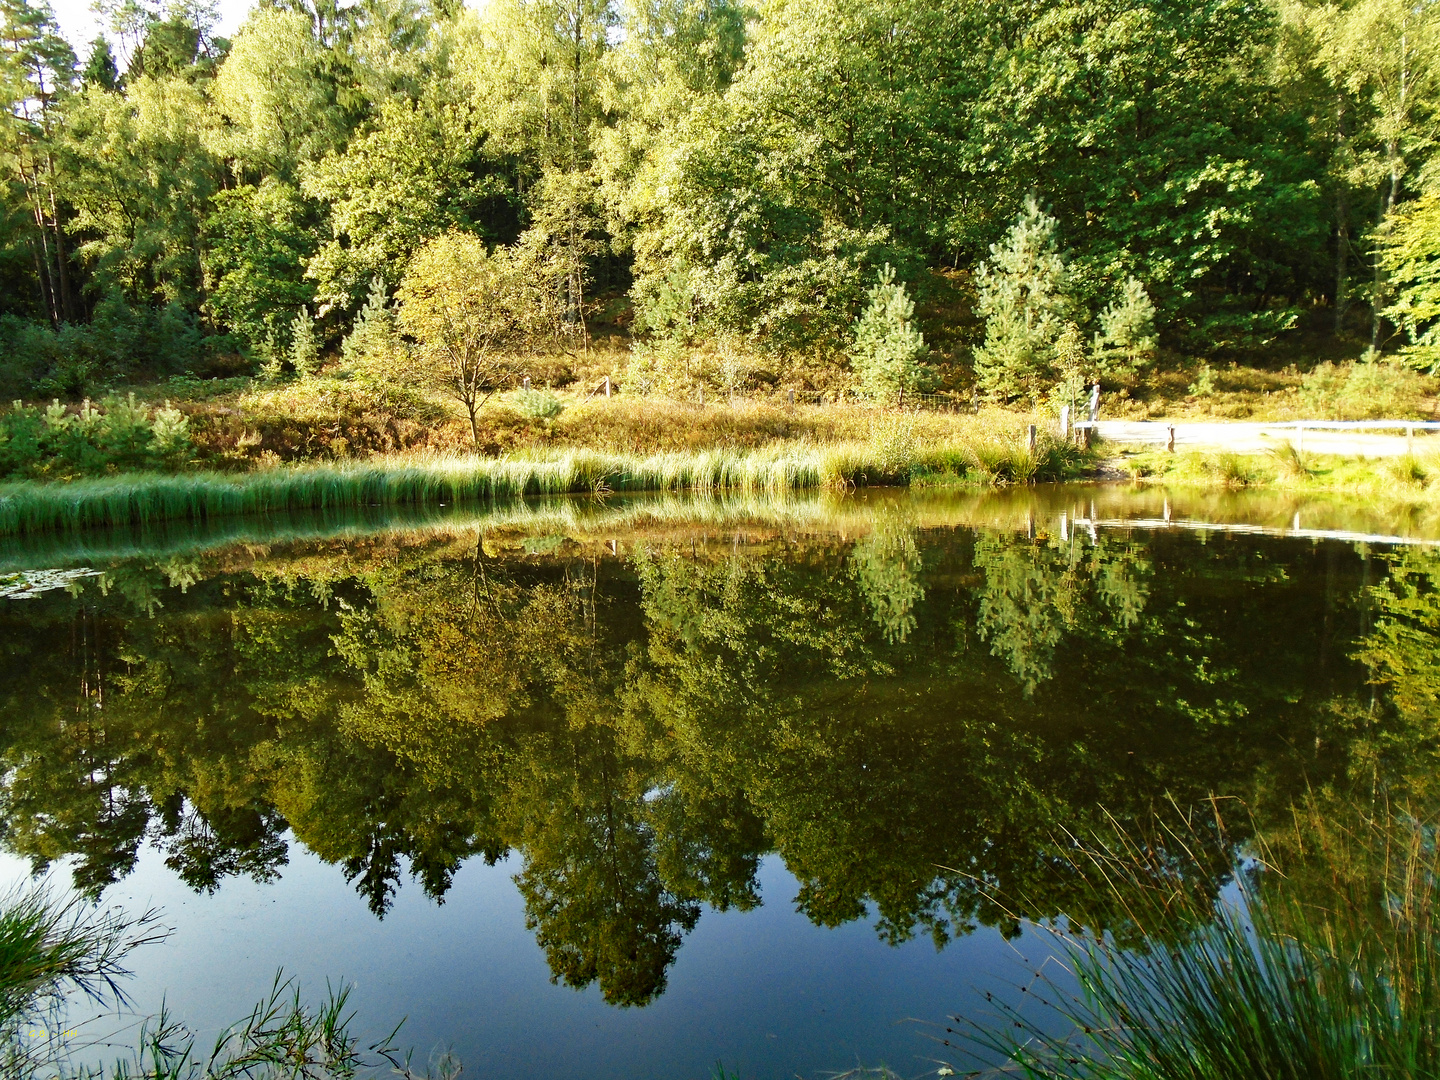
0 395 192 480
1298 359 1434 420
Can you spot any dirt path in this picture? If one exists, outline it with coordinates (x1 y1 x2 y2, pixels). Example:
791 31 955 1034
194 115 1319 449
1092 420 1436 458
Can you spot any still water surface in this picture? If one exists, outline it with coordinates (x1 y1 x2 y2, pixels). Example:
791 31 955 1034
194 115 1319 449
0 485 1434 1078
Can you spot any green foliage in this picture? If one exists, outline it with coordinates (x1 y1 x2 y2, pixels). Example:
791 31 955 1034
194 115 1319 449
288 308 319 380
1094 278 1157 373
339 277 399 380
511 387 563 420
851 264 933 399
973 197 1073 403
0 394 192 479
0 0 1437 391
1381 194 1440 373
202 180 317 353
0 294 212 400
54 77 220 308
1298 358 1432 419
965 806 1440 1080
301 95 501 312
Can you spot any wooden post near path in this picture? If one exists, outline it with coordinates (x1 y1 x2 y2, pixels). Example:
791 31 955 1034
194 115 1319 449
1166 425 1175 453
603 375 611 398
1059 405 1070 441
1026 424 1037 456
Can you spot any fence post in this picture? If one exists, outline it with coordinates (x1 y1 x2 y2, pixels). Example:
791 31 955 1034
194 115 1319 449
524 376 531 390
898 387 904 409
1059 405 1070 440
1026 424 1037 456
1087 383 1100 422
1166 425 1175 453
603 375 611 398
788 388 795 405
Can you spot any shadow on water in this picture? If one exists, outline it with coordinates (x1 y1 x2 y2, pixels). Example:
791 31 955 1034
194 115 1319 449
0 483 1437 1011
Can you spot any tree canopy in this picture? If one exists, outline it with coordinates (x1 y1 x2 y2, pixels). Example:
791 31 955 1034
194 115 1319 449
2 0 1440 396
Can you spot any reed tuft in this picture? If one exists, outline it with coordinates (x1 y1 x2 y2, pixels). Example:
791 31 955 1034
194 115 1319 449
0 439 1091 536
958 799 1440 1080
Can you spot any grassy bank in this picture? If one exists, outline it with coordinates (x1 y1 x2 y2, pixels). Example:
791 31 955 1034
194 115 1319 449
1117 446 1440 498
0 435 1086 536
137 356 1440 469
162 382 1034 467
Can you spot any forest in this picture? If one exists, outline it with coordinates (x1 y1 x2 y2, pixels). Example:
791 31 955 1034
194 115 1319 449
2 0 1439 407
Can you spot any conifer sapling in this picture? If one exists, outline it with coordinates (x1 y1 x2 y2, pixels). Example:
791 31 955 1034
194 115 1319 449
289 308 318 380
852 264 933 400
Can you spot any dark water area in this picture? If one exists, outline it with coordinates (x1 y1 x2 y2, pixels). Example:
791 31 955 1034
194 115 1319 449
1 485 1436 1078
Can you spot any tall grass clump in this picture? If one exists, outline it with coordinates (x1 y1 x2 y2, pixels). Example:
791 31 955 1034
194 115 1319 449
1268 439 1313 481
957 801 1440 1080
0 885 455 1079
1205 450 1261 488
1384 453 1434 490
0 884 164 1076
0 437 1092 536
65 974 458 1080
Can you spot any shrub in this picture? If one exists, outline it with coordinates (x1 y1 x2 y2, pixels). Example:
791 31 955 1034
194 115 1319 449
1298 359 1433 419
512 387 564 420
0 394 193 480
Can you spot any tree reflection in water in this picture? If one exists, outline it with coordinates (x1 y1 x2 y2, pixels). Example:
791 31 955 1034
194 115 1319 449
0 517 1423 1006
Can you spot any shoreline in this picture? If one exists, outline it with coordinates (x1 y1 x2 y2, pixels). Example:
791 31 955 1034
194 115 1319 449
0 440 1435 539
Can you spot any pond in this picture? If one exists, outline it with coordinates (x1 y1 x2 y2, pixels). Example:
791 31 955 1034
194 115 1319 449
1 484 1436 1078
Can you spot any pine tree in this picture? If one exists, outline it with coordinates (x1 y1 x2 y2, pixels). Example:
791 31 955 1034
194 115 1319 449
1095 277 1157 372
341 277 398 377
80 36 118 90
289 307 318 379
851 264 933 400
973 196 1072 403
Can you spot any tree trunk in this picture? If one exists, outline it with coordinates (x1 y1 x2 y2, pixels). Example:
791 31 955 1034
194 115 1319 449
1372 147 1403 352
1333 96 1349 336
1335 195 1349 336
466 398 481 454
